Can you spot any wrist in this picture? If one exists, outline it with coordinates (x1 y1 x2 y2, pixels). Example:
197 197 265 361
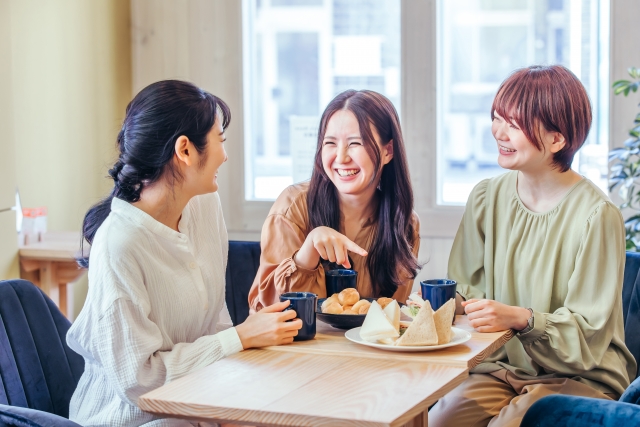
514 307 532 331
294 241 320 270
235 322 252 349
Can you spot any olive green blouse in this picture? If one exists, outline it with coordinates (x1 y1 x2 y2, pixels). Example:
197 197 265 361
449 171 636 395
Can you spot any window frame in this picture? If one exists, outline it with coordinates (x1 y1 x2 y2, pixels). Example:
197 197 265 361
131 0 640 241
228 0 464 239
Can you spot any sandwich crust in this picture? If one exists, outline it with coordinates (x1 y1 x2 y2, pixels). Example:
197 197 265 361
433 298 456 344
395 300 438 346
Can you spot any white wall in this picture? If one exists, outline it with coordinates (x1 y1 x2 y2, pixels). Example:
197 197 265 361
0 0 18 280
0 0 131 316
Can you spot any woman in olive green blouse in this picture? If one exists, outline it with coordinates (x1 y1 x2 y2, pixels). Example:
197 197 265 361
429 65 637 427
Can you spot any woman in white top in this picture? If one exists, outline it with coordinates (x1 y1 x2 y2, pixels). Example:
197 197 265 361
67 80 302 427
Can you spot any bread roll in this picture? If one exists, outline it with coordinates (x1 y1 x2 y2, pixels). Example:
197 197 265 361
352 299 371 314
327 294 340 303
321 294 340 312
342 304 353 312
323 302 343 314
377 297 393 309
338 288 359 306
358 304 371 314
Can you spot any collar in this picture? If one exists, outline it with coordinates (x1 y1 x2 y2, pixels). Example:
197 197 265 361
111 197 191 245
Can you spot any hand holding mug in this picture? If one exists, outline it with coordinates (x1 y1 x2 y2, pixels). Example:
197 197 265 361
295 226 368 270
236 300 303 348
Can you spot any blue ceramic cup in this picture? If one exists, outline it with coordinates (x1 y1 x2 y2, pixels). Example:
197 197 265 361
420 279 457 312
279 292 317 341
325 269 357 296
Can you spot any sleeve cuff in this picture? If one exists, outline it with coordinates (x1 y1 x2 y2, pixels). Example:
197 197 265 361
290 250 321 275
517 310 547 344
456 284 485 301
217 327 244 356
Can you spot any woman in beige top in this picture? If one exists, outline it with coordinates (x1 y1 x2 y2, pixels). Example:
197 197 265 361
429 66 637 427
249 90 420 312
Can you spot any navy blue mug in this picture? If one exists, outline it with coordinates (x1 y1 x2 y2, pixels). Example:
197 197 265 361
420 279 457 313
279 292 317 341
325 269 357 296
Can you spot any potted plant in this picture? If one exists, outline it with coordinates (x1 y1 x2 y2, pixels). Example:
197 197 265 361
609 67 640 250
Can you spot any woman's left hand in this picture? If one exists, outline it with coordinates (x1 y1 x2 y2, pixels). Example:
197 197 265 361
462 299 530 332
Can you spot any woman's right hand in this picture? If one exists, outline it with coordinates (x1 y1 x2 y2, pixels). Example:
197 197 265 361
235 300 303 349
294 226 368 270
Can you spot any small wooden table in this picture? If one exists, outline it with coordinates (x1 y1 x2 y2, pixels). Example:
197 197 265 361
139 316 513 426
19 231 87 318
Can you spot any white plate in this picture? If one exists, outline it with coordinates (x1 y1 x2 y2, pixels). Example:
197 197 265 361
345 327 472 352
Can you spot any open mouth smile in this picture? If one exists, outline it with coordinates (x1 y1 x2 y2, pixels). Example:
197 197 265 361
499 144 516 153
336 169 360 177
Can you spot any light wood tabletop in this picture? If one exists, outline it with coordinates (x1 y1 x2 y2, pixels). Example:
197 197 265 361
139 316 513 426
19 231 87 318
263 316 514 369
18 231 85 261
139 350 468 427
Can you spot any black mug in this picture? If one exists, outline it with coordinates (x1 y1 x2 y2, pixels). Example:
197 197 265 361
279 292 317 341
325 269 357 297
420 279 457 312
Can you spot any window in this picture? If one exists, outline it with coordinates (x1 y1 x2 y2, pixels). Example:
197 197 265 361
437 0 610 205
242 0 401 200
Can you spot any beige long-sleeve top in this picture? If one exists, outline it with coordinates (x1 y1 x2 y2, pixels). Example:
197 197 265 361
449 171 636 395
67 193 243 427
248 182 420 312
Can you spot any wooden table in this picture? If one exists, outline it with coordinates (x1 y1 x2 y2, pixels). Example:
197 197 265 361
139 316 513 426
19 231 87 318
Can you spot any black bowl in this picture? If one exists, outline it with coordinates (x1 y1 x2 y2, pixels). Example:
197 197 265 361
316 297 374 330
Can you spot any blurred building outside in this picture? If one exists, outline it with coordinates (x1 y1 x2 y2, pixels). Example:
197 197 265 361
243 0 609 204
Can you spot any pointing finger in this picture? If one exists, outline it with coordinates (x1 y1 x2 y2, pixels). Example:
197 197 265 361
346 240 368 257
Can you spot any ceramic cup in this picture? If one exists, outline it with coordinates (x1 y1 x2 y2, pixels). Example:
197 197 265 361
420 279 457 312
325 269 357 297
279 292 317 341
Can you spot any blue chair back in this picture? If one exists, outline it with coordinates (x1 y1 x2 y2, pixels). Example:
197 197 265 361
623 251 640 377
225 241 261 325
0 279 84 418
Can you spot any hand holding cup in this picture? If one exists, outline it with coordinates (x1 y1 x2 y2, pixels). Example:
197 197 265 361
235 300 303 348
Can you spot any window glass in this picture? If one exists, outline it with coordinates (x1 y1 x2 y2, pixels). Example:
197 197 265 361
243 0 401 200
438 0 610 205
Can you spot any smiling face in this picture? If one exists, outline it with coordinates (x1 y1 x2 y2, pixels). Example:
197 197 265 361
492 111 565 173
172 113 228 198
183 116 227 195
199 115 228 193
321 109 393 198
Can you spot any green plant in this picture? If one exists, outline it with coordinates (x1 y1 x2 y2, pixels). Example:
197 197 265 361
609 67 640 250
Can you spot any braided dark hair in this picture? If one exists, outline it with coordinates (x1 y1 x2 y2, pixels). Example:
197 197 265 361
78 80 231 268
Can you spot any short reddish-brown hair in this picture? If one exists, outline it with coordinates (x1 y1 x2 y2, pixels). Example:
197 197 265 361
491 65 592 172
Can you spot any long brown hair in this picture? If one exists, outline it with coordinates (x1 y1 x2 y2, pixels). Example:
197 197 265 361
307 90 419 297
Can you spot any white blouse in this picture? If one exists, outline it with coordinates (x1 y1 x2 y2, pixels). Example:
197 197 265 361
67 193 243 427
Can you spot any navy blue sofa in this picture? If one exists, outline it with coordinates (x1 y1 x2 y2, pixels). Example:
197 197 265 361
521 251 640 426
0 240 262 426
225 240 261 325
0 279 83 426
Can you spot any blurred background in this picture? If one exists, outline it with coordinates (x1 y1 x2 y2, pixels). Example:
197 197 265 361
0 0 638 319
